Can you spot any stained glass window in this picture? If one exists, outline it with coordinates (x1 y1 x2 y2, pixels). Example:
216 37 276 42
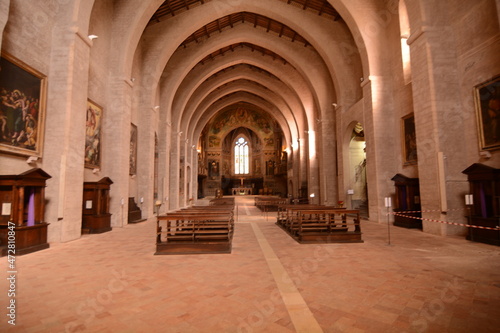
235 137 249 174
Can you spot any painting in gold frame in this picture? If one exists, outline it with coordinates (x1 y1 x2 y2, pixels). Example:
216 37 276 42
402 113 418 165
474 75 500 151
0 52 47 157
130 123 137 175
85 99 103 169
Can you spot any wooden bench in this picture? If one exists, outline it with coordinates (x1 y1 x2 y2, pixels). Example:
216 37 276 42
276 205 363 244
155 210 234 255
277 205 337 231
209 197 235 206
255 197 288 212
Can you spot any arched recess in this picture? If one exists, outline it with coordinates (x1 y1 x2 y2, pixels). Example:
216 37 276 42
345 122 368 217
198 103 286 197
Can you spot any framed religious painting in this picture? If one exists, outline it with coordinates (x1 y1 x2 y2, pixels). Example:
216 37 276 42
474 75 500 151
85 99 103 169
0 52 47 157
130 123 137 175
402 113 418 165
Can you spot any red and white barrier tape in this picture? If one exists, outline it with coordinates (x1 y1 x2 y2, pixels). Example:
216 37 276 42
390 212 500 231
389 208 465 214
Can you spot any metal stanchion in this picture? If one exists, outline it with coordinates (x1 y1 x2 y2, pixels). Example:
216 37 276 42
465 194 474 242
385 197 392 245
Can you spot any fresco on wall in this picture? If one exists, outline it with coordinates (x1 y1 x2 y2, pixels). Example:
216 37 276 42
210 107 274 137
208 135 221 147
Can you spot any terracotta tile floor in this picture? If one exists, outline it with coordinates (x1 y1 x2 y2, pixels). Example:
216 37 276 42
1 196 500 332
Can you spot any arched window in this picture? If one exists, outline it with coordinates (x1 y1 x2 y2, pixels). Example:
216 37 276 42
399 0 412 84
234 137 249 174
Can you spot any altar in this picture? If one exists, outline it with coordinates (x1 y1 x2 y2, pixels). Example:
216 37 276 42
232 187 253 195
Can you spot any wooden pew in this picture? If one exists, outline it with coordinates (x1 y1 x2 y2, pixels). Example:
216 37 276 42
255 196 288 212
276 204 362 244
277 204 337 231
209 197 235 206
155 209 234 255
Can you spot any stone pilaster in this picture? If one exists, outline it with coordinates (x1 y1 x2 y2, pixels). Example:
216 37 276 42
103 77 133 228
0 0 10 48
408 26 468 236
169 131 181 210
136 105 158 219
307 129 321 204
320 104 338 205
362 75 398 223
44 29 92 242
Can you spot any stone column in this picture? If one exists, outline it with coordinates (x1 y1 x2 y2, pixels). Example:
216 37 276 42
0 0 9 48
298 135 308 199
320 105 338 205
157 120 170 214
44 29 92 242
362 75 397 223
290 143 300 199
408 26 468 236
307 129 321 204
136 105 158 219
169 131 181 210
103 76 133 228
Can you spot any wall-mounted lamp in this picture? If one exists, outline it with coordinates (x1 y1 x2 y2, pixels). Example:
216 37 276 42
154 105 160 110
26 156 38 164
332 103 338 108
92 168 100 174
479 151 492 159
88 34 98 40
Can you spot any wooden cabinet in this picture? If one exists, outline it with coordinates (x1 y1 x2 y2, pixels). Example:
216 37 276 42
0 168 51 256
128 197 145 223
82 177 113 234
391 174 422 229
462 163 500 246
